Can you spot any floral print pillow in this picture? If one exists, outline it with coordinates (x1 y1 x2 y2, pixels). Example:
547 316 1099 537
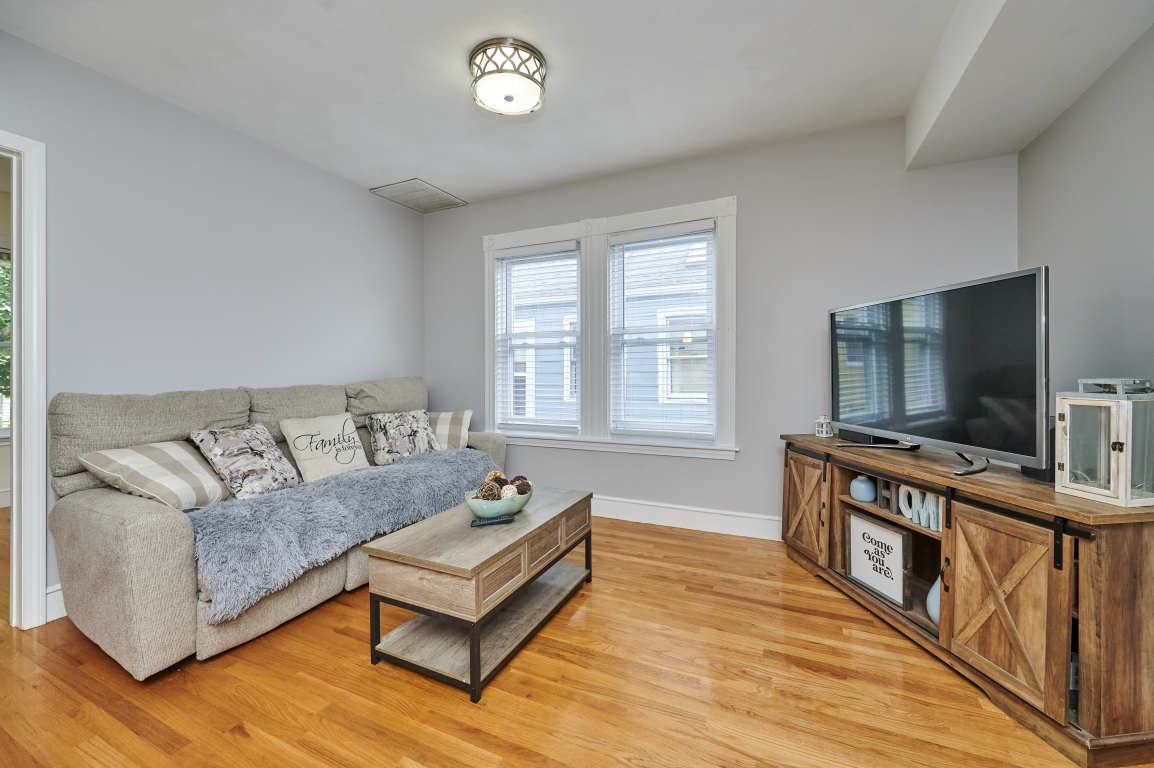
366 410 440 465
190 423 300 499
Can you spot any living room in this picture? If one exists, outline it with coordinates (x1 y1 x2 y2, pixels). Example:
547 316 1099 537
1 2 1153 766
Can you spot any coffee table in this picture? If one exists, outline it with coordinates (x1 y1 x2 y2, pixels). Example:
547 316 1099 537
363 487 592 702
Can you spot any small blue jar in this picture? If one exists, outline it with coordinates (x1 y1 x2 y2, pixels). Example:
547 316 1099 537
849 475 877 503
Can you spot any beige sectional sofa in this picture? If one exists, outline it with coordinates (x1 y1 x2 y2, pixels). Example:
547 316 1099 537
47 377 505 681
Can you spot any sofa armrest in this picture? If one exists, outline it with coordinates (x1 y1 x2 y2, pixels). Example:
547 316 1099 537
48 488 197 680
467 431 507 471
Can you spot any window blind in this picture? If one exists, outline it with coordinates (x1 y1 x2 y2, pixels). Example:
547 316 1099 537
834 305 891 424
609 227 716 438
901 294 946 416
493 246 580 431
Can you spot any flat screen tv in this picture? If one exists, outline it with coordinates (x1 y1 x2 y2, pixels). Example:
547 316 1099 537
830 267 1049 469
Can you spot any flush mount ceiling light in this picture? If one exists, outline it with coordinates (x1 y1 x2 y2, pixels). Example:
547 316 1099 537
469 37 546 115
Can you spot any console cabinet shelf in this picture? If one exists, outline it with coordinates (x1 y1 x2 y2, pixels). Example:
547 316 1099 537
781 434 1154 768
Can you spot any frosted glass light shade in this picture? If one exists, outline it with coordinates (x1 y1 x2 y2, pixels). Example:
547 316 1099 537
469 38 546 115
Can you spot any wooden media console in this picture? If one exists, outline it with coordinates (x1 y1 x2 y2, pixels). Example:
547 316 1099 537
781 434 1154 768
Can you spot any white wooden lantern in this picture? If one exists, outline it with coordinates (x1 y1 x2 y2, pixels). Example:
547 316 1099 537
1055 379 1154 507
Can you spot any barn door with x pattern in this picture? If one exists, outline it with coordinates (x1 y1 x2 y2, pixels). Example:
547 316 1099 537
783 451 828 566
944 501 1073 722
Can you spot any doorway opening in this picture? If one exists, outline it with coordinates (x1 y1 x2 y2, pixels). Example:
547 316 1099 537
0 154 11 628
1 128 47 631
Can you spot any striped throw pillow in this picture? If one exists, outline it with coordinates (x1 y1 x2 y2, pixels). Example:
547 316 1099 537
428 410 473 450
79 441 229 510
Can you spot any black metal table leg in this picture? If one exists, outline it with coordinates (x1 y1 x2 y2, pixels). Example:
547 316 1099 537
369 594 381 664
469 623 482 702
585 531 592 582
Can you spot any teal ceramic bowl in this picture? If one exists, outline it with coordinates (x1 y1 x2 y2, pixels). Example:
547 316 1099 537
465 483 533 518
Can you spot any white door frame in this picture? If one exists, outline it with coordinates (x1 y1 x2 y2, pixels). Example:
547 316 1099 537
1 129 49 630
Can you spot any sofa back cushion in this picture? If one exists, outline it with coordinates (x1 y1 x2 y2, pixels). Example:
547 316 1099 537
247 384 348 443
345 377 427 425
346 377 427 460
49 377 430 499
49 388 250 497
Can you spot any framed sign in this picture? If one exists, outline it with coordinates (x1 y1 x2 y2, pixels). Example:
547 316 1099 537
847 510 912 608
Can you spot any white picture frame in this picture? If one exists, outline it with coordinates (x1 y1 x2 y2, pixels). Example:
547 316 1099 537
847 510 911 608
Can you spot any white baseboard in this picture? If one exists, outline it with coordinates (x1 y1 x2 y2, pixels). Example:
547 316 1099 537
0 488 10 507
593 494 781 540
45 584 66 622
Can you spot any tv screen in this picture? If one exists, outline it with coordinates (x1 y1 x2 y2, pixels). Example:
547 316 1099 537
830 268 1048 468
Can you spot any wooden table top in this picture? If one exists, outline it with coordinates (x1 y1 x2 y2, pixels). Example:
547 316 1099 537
363 487 591 578
783 434 1154 526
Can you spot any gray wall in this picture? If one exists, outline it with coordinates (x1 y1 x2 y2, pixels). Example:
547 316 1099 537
1019 26 1154 393
0 33 425 584
423 119 1018 531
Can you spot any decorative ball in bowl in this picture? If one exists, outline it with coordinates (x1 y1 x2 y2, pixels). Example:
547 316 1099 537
465 480 533 518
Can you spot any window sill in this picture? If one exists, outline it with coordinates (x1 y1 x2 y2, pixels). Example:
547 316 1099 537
502 434 738 460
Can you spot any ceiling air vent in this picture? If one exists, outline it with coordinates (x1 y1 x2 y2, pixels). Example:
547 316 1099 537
370 178 467 213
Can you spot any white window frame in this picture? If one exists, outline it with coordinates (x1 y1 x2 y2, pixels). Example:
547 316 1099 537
0 254 9 438
483 197 737 460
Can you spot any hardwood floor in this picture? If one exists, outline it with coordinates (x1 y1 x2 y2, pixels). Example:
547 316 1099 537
0 517 1123 767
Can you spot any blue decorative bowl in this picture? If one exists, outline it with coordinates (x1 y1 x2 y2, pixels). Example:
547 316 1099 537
465 483 533 518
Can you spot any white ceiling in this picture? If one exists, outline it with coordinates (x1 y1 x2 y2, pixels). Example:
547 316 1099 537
0 0 959 202
907 0 1154 168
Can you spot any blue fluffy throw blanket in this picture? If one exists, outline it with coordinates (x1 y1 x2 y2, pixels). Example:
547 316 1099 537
188 448 497 624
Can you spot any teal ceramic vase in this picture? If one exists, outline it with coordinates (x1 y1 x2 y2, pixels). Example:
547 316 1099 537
849 474 876 503
926 575 942 626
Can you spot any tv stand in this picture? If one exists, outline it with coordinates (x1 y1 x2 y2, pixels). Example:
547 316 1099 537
953 452 989 476
834 439 920 451
781 434 1154 768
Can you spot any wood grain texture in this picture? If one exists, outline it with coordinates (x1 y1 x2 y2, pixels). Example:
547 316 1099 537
828 466 850 573
526 518 561 570
363 488 590 577
0 517 1128 767
368 490 590 622
367 557 476 621
783 452 828 565
784 434 1154 526
840 493 943 540
377 561 587 684
479 549 524 606
946 502 1071 722
1078 524 1154 737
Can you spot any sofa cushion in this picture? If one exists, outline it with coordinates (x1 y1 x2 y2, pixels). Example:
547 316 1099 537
196 557 346 660
279 412 370 482
190 424 300 499
247 384 347 443
428 410 473 450
345 377 427 427
345 544 369 590
79 440 229 510
48 388 250 481
366 409 439 465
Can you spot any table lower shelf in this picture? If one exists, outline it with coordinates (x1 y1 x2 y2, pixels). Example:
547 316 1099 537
375 560 589 685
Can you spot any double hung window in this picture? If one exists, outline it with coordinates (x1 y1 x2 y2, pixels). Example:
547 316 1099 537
484 198 736 458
